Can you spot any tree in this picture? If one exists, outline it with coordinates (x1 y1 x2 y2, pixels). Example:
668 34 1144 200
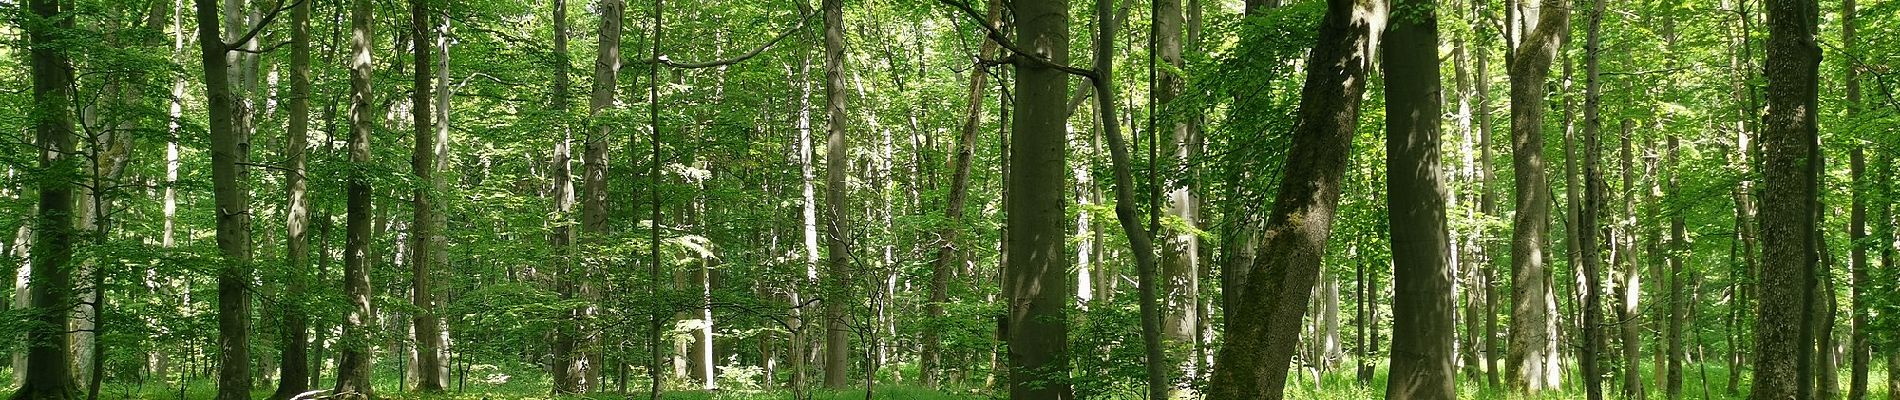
1749 0 1821 394
821 0 853 388
1577 0 1608 396
1003 0 1073 396
336 0 380 395
11 0 79 398
271 0 315 396
924 0 1001 387
409 0 447 391
193 0 269 397
1154 0 1201 383
1202 0 1375 395
1843 0 1871 397
1382 0 1456 396
1505 0 1567 390
583 0 620 392
548 0 584 392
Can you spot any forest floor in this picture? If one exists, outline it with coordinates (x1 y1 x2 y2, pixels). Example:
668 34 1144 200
72 362 1893 399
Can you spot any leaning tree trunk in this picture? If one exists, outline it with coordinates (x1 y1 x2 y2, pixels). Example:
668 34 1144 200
924 0 1001 388
1504 0 1567 390
13 0 79 397
336 0 380 395
1382 0 1457 397
1749 0 1821 395
1202 0 1375 396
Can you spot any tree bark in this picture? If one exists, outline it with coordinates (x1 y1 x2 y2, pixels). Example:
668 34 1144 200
336 0 379 395
1003 0 1073 396
1382 1 1457 396
581 0 621 393
1749 0 1821 394
270 0 314 396
1154 0 1200 386
1202 0 1375 396
820 0 852 388
407 0 446 392
194 0 257 397
548 0 585 392
12 0 79 397
1577 0 1607 396
1843 0 1870 397
1504 0 1567 391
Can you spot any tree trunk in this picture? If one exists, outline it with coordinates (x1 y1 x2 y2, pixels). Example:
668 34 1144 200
1842 0 1870 397
582 0 621 393
270 0 314 397
336 0 379 395
1154 0 1200 387
1003 0 1073 397
1202 0 1374 395
548 0 585 392
1666 133 1687 399
1749 0 1821 394
1382 1 1456 397
194 0 256 397
1505 0 1567 390
820 0 852 388
1576 0 1606 396
1617 119 1645 400
924 0 1001 387
13 0 79 396
408 0 446 392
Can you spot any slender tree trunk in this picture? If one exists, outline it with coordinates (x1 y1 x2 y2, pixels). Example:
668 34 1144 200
408 0 446 392
1504 0 1566 390
1666 134 1687 399
820 0 852 388
13 0 79 397
1002 0 1074 397
548 0 584 392
1153 0 1200 386
1576 0 1606 396
1203 0 1374 395
788 0 817 394
924 0 1001 387
1842 0 1870 397
335 0 379 394
270 0 314 396
1617 119 1645 400
1472 12 1502 385
1749 0 1821 394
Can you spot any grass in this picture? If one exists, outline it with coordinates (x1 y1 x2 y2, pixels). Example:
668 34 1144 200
29 361 1897 399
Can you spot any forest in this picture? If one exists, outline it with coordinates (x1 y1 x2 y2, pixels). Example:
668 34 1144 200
1 0 1897 397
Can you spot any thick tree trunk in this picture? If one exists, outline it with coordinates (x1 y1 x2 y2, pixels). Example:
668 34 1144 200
194 0 256 397
1003 0 1073 397
1382 1 1456 396
270 0 314 397
1202 0 1374 396
820 0 852 388
924 0 1001 387
408 0 446 392
336 0 379 395
1749 0 1821 394
581 0 621 393
13 0 79 397
1504 0 1567 391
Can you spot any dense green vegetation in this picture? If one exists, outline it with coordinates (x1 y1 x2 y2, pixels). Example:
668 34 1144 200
1 0 1897 398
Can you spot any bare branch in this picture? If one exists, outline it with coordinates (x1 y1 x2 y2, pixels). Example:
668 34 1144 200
934 0 1097 79
223 0 307 51
631 12 817 69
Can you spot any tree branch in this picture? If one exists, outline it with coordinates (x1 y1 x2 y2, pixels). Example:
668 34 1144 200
223 0 306 51
631 12 817 69
934 0 1097 79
